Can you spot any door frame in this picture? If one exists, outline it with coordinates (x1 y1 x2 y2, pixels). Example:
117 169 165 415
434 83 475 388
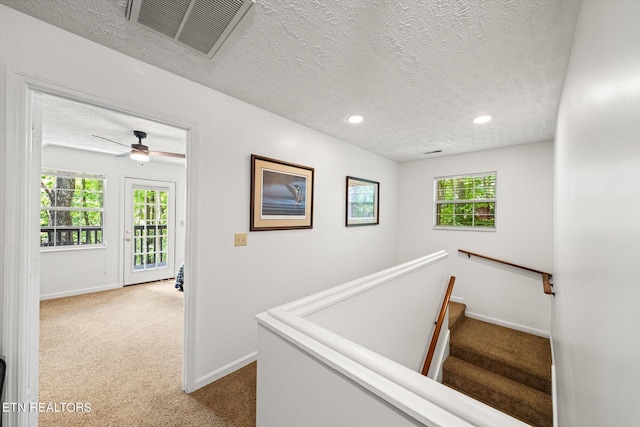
1 69 199 426
123 178 177 286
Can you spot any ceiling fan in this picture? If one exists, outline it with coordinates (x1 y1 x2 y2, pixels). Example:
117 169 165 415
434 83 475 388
93 130 185 161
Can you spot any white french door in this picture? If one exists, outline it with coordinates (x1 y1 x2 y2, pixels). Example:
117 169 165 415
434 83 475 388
123 178 176 285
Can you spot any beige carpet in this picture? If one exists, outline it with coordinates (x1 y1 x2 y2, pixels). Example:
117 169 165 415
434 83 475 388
39 280 256 426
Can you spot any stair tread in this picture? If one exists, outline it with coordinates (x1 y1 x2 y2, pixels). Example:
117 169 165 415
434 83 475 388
443 356 552 427
450 317 552 394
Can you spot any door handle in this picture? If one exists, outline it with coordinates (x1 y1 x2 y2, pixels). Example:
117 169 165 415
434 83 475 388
126 237 131 241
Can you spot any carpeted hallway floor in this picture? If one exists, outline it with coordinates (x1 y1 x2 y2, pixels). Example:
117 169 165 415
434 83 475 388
39 280 256 426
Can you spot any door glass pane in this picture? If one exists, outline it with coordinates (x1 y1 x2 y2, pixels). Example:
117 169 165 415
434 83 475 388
159 205 167 225
146 205 156 224
131 187 169 272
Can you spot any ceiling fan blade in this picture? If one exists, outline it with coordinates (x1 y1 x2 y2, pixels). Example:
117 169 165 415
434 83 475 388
149 150 186 159
92 135 130 148
115 151 131 157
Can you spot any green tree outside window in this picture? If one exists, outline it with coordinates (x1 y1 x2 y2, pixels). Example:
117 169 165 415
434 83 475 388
434 173 496 229
41 170 105 246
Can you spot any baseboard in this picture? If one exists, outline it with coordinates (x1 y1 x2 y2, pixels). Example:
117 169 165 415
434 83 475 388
550 334 557 427
552 364 557 427
465 311 550 338
194 351 257 391
450 295 465 304
40 283 121 300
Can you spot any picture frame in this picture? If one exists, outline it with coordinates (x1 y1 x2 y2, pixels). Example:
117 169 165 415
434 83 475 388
346 176 380 227
251 155 314 231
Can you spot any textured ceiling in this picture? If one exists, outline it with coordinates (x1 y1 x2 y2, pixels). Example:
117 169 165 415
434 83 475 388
1 0 582 162
40 94 187 162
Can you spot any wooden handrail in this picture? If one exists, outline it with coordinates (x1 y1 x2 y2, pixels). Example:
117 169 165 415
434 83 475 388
542 273 553 296
421 276 456 376
458 249 554 296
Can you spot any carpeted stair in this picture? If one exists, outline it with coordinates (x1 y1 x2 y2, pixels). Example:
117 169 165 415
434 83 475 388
443 302 552 426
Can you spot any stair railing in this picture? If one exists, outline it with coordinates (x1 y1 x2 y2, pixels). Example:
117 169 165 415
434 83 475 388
458 249 554 296
421 276 456 376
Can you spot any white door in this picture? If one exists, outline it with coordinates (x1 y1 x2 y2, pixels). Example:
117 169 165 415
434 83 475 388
124 178 176 285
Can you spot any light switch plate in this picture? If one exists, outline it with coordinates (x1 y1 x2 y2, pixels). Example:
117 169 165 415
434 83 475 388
234 233 247 246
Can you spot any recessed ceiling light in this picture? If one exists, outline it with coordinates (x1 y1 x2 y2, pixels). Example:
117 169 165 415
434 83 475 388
473 115 492 124
346 114 364 124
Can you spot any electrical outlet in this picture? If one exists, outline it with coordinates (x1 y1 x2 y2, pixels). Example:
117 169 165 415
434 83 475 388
234 233 247 247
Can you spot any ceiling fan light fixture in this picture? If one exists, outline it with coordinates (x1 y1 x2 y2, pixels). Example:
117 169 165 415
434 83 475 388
130 150 150 162
95 129 185 160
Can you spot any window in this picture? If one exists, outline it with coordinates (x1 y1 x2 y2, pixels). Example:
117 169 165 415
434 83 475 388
40 169 105 247
434 172 496 229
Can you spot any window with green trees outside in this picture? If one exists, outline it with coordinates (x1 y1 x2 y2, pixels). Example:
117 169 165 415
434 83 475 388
40 169 105 247
434 172 496 229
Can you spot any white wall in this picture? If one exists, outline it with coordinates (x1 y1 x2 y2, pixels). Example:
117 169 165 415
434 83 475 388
40 145 186 299
306 254 449 372
257 327 424 427
397 142 554 334
553 1 640 425
0 5 398 390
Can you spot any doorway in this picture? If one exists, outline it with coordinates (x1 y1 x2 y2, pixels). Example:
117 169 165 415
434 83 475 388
124 178 177 285
1 71 196 425
36 92 189 409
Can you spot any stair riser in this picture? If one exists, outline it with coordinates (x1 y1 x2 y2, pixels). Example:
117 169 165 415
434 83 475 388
449 317 464 333
450 346 552 394
443 362 552 427
448 302 466 333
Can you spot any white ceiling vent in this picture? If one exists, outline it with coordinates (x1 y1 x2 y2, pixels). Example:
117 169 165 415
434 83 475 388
126 0 254 58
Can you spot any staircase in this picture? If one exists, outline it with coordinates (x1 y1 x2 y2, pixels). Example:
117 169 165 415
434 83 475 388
443 302 553 426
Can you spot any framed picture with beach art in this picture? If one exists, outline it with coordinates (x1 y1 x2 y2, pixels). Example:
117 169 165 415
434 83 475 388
250 155 314 231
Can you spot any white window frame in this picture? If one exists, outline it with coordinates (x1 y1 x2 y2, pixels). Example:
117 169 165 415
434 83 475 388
433 171 497 231
40 168 106 249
